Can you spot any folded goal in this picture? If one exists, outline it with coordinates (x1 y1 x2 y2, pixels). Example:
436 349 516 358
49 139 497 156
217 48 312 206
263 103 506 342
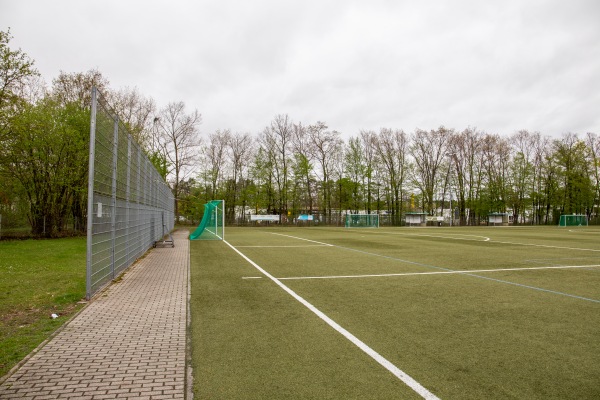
190 200 225 240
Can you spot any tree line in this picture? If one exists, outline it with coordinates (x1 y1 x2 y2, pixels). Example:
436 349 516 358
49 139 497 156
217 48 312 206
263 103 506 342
0 30 201 237
1 29 599 237
184 119 599 226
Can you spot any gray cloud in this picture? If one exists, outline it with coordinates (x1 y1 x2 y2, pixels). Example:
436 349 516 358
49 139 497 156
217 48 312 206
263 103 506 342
2 0 598 138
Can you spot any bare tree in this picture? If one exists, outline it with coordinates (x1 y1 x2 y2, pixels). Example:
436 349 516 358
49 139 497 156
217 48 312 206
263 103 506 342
204 129 230 200
585 132 600 224
292 122 315 215
308 121 342 224
227 131 254 222
51 68 109 110
531 134 550 224
259 114 293 219
481 133 511 213
449 127 485 225
508 130 539 224
345 136 365 213
154 101 202 219
374 128 408 224
360 130 377 213
110 86 156 149
409 126 453 214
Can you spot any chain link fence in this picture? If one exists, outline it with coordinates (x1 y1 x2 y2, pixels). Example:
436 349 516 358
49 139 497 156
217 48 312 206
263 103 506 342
86 88 174 300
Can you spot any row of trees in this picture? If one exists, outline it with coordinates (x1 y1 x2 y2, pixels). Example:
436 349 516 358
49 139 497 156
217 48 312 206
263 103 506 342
1 29 599 236
181 118 599 226
0 30 202 236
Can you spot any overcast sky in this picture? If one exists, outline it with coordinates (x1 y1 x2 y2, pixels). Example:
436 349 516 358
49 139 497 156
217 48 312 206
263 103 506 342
2 0 599 138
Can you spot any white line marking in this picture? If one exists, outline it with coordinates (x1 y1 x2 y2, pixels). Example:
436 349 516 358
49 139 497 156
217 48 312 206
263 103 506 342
242 276 263 279
491 240 600 252
268 232 334 246
359 229 491 242
264 232 600 303
352 229 600 251
235 245 331 248
278 264 600 280
224 239 440 400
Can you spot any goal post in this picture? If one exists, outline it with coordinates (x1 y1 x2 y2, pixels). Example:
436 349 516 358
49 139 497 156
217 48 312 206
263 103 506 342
558 214 588 227
344 214 379 228
190 200 225 240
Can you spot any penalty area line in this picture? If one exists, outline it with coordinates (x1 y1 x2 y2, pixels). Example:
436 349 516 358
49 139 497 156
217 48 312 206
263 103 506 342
278 264 600 280
224 239 440 400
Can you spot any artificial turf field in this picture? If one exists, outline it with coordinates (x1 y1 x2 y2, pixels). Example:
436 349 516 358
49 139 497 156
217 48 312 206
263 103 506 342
189 226 600 399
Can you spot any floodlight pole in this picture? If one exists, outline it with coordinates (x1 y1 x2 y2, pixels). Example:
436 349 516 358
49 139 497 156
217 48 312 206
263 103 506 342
446 152 456 227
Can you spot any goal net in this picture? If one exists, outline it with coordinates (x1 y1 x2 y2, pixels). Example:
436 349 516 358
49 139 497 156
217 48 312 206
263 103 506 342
558 214 588 227
345 214 379 228
190 200 225 240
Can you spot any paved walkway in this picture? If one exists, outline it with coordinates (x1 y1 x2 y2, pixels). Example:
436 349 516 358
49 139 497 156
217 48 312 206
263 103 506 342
0 230 190 399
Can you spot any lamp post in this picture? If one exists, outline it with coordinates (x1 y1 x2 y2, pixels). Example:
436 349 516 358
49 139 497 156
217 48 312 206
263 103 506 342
446 153 456 227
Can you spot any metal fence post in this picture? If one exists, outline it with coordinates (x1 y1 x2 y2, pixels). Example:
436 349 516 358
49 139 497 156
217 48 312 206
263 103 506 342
111 115 119 280
126 135 131 266
86 87 98 300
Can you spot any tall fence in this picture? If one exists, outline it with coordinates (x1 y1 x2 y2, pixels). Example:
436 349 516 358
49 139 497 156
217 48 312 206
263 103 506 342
86 87 174 300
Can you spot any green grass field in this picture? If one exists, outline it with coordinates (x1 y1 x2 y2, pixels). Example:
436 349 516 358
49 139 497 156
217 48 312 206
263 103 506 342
190 226 600 399
0 237 86 377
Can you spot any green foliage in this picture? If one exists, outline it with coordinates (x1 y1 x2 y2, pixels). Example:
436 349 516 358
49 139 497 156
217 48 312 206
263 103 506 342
2 98 89 236
0 29 38 112
344 137 366 212
553 137 594 215
147 150 170 181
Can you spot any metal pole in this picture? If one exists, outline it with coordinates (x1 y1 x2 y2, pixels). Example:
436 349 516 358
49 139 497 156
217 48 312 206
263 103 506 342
449 196 452 226
446 152 455 227
86 87 98 300
125 135 131 265
110 115 119 279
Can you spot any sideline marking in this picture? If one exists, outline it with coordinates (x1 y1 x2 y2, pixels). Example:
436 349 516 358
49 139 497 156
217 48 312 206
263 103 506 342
278 264 600 280
224 240 440 400
235 244 330 248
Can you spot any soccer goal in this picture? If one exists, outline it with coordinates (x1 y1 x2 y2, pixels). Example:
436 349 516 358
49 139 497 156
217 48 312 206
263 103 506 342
190 200 225 240
558 214 588 227
344 214 379 228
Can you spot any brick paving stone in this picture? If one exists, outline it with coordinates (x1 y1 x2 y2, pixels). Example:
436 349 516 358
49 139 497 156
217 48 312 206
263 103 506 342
0 230 190 400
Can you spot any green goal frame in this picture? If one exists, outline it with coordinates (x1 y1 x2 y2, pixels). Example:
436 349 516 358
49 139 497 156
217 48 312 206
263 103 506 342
189 200 225 240
558 214 588 227
344 214 379 228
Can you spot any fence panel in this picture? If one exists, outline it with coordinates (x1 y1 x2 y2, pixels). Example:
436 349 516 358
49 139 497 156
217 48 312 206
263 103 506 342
86 88 174 300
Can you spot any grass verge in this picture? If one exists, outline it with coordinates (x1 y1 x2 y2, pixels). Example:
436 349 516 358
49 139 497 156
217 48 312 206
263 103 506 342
0 237 86 378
